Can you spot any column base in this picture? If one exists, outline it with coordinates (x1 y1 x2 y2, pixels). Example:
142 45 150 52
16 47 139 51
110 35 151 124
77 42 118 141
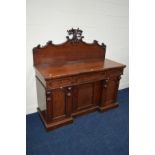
98 102 119 112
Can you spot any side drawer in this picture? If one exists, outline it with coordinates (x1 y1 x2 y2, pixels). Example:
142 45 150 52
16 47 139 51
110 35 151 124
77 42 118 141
47 76 76 89
77 72 107 84
106 68 124 77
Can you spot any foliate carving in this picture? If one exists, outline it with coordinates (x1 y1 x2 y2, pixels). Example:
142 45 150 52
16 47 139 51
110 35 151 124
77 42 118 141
66 28 84 43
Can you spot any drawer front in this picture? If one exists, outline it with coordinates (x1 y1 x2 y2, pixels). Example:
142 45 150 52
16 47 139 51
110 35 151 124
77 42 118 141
47 72 107 89
106 68 123 77
47 77 76 89
77 72 107 84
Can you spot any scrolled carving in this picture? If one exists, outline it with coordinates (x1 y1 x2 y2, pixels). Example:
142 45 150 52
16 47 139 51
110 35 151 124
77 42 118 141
33 28 107 52
93 40 98 44
66 28 84 43
33 44 41 52
93 40 106 48
101 43 106 48
46 40 53 45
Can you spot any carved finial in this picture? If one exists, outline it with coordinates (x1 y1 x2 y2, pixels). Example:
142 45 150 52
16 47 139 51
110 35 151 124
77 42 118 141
46 40 53 45
66 28 84 43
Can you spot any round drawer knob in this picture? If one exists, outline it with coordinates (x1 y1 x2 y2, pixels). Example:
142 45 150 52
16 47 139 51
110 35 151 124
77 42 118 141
67 87 72 90
67 92 71 96
47 97 51 101
105 79 109 82
104 84 107 88
46 91 51 95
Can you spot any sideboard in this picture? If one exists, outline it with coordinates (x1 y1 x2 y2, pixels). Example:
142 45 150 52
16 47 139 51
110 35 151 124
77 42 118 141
33 28 126 131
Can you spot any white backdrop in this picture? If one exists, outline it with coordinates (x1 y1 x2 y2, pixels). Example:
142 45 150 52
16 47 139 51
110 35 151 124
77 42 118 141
26 0 129 114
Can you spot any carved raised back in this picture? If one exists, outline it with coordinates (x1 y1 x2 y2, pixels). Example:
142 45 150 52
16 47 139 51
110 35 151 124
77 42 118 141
33 28 106 66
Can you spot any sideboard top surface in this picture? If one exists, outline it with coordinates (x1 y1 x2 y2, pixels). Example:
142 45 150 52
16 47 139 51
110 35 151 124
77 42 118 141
34 59 126 80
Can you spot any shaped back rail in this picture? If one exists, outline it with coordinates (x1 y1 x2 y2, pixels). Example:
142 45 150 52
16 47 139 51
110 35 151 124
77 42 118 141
33 28 106 66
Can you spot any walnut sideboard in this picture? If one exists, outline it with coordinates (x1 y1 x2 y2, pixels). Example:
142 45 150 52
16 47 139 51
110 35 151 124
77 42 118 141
33 28 126 131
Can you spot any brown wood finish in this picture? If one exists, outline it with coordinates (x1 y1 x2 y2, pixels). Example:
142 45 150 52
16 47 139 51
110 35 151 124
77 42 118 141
33 28 126 131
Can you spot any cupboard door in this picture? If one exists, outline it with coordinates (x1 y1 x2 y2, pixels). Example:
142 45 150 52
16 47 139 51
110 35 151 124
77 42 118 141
47 87 73 121
73 83 94 112
52 89 66 119
93 81 102 105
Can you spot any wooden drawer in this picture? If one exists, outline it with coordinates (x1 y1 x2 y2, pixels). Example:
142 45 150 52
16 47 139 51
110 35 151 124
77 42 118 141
47 76 76 89
106 68 123 77
77 72 107 84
